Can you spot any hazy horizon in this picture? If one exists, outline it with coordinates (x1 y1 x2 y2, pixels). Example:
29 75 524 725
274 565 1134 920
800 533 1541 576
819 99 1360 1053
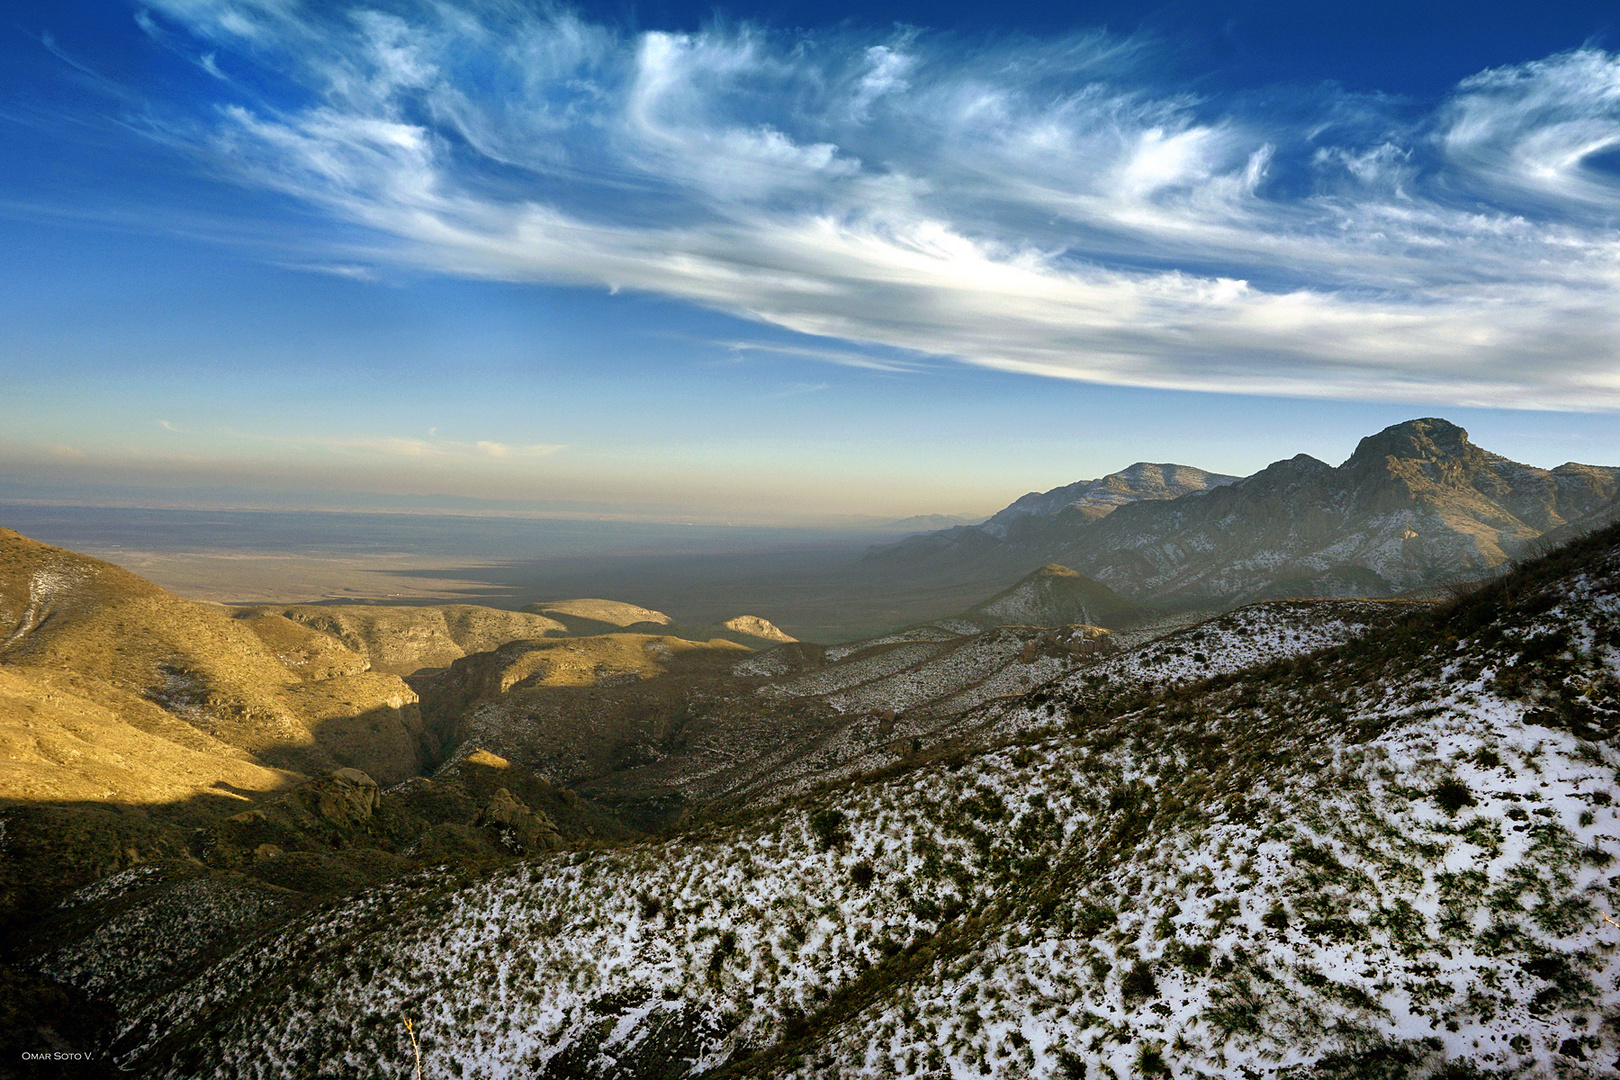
6 407 1620 527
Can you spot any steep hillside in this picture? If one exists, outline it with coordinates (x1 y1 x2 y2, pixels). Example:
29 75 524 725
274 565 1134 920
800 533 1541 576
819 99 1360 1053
63 525 1620 1079
0 529 427 800
1541 492 1620 550
867 418 1620 607
953 563 1146 632
735 599 1420 808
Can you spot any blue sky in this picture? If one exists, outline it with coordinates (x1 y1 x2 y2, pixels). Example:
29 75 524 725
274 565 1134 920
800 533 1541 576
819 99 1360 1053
3 0 1620 523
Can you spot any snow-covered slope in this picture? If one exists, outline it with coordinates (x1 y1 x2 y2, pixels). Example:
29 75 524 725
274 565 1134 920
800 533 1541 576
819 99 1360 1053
743 600 1416 808
82 526 1620 1079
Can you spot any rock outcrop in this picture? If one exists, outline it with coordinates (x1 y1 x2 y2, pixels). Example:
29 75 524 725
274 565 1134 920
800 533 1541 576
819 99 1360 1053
484 787 563 852
317 768 379 824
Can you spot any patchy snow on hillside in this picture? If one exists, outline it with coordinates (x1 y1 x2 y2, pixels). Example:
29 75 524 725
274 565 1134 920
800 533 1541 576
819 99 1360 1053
104 559 1620 1080
40 871 291 1014
824 632 1038 716
113 672 1618 1079
1065 600 1422 692
709 602 1421 811
761 642 953 704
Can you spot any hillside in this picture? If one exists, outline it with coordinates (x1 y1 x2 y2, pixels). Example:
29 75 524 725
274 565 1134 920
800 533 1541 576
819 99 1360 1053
16 521 1614 1077
243 604 573 676
0 528 788 939
867 418 1620 607
0 528 428 800
953 563 1146 632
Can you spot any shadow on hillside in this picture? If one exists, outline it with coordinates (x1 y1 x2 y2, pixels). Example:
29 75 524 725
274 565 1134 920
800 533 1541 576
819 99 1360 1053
0 724 678 1078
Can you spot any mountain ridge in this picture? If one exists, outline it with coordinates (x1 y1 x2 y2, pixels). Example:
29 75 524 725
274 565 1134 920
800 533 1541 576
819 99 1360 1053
868 418 1620 606
984 461 1241 532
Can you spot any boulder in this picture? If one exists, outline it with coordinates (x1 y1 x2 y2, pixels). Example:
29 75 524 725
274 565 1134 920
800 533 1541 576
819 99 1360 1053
317 768 379 824
485 787 562 853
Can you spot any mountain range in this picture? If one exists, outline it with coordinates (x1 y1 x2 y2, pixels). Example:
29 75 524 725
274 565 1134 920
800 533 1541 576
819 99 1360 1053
870 418 1620 607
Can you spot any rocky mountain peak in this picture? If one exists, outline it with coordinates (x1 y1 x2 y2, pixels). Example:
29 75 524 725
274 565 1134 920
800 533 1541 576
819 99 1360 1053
1345 417 1477 472
984 461 1240 528
1244 453 1332 485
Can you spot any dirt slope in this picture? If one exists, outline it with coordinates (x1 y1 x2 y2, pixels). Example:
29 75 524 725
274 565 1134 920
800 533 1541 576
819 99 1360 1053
0 529 426 800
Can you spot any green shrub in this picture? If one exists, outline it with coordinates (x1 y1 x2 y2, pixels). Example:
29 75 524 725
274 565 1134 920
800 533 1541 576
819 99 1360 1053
810 809 851 851
1434 779 1476 814
1121 961 1157 1003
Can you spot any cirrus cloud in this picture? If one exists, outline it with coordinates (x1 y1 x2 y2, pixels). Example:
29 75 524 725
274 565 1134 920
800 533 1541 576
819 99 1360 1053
136 1 1620 409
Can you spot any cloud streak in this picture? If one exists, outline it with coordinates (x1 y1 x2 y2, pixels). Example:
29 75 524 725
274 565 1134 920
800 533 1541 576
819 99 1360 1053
133 2 1620 408
212 425 566 461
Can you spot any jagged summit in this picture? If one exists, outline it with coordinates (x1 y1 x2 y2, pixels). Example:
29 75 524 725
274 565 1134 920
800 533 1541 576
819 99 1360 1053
985 461 1240 529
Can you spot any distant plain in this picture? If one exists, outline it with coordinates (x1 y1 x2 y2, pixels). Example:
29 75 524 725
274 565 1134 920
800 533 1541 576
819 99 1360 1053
0 503 1001 642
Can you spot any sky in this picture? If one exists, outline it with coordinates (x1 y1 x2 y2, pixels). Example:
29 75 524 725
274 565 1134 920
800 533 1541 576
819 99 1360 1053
3 0 1620 524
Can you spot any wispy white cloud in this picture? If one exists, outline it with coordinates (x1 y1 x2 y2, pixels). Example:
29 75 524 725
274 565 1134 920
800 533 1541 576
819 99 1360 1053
275 260 378 280
716 339 928 374
766 381 830 399
132 2 1620 409
202 424 565 461
1440 50 1620 212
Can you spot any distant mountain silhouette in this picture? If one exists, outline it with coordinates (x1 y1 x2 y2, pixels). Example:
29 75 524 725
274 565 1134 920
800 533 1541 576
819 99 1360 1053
867 418 1620 605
